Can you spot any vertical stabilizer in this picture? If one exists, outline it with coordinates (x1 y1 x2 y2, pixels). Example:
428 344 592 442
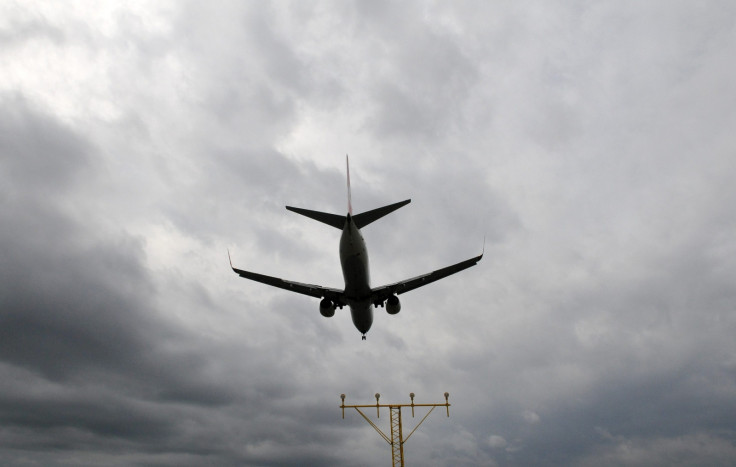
346 155 353 215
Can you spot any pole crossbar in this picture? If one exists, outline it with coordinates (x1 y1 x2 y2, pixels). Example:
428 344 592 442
341 403 449 408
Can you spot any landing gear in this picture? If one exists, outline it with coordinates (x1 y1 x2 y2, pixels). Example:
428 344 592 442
362 334 366 341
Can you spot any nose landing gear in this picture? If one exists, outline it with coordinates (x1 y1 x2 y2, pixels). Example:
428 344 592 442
362 334 366 341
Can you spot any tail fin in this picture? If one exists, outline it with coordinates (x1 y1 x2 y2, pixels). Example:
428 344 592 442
344 155 410 228
285 156 410 230
346 155 353 215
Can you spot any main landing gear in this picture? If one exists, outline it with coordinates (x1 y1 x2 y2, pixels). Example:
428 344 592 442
362 334 366 341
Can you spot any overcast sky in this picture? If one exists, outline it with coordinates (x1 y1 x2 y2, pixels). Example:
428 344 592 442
2 1 736 466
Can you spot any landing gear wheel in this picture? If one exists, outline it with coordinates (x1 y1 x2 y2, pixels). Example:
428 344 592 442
361 334 366 341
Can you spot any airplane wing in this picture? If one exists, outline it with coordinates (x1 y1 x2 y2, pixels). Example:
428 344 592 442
229 252 346 305
370 252 483 305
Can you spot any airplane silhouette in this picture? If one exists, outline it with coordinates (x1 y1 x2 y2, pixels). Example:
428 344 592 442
229 157 483 340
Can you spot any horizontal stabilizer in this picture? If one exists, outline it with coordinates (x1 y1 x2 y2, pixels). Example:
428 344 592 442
285 206 346 229
353 199 411 229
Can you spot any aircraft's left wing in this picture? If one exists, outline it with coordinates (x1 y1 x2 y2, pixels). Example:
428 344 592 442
369 252 483 305
229 252 345 305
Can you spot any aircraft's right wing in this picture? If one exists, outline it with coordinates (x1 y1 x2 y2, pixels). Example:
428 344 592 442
369 252 483 305
229 252 345 305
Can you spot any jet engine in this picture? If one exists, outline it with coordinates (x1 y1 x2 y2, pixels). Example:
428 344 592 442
319 298 335 318
386 295 401 315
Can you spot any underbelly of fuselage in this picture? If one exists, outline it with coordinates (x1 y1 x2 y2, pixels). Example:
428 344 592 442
340 218 373 335
341 254 370 298
349 300 373 334
340 222 371 298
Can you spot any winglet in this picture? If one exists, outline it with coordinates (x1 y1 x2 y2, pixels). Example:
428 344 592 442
227 249 234 270
346 154 352 215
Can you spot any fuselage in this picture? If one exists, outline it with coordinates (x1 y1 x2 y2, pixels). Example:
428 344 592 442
339 214 373 335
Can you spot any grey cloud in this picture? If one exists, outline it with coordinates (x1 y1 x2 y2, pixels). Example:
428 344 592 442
3 2 736 466
0 101 152 381
366 23 479 141
576 432 736 466
0 11 66 46
0 95 91 195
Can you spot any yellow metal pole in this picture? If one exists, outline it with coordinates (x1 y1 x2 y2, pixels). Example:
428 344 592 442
389 406 405 467
398 407 405 467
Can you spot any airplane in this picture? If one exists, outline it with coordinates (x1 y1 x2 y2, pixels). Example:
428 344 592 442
229 157 483 340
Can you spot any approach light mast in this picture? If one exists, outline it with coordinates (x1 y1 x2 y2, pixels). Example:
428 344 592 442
340 392 450 466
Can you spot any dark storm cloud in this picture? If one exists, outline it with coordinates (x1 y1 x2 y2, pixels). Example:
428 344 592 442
0 99 241 459
0 98 176 452
0 96 154 377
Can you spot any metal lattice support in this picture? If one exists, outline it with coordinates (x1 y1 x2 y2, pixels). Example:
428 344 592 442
390 406 404 467
341 393 450 466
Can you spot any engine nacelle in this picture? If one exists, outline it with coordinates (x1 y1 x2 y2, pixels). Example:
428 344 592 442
386 295 401 315
319 298 335 318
